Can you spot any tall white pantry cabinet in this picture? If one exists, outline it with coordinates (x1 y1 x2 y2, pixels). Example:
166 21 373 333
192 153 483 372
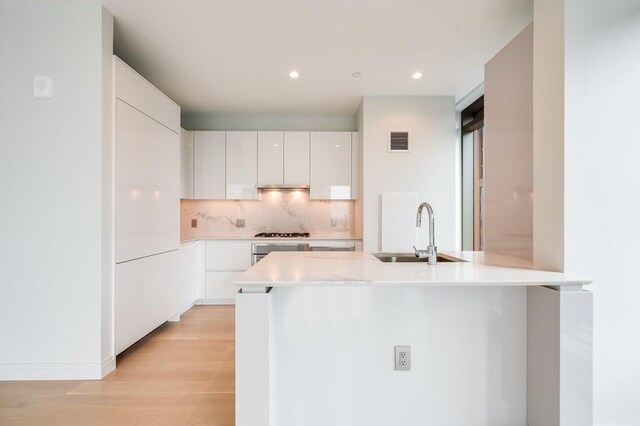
113 57 194 355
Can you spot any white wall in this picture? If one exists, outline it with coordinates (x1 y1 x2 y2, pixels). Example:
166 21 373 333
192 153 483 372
484 24 533 261
361 96 457 252
0 0 113 379
563 0 640 422
182 113 356 131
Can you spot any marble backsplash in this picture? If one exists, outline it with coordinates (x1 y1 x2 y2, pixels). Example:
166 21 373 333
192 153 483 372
181 190 356 238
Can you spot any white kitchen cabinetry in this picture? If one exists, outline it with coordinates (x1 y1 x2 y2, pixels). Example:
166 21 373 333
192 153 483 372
194 131 226 199
202 241 252 304
258 131 284 186
226 131 258 199
284 131 310 186
115 99 180 264
115 243 196 355
114 56 191 356
114 57 180 134
181 128 194 199
310 131 352 200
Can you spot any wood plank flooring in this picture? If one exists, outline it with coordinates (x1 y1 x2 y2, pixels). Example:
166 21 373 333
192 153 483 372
0 305 235 426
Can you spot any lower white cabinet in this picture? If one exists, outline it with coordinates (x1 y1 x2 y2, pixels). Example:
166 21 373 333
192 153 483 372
115 242 196 355
197 241 252 305
206 271 244 301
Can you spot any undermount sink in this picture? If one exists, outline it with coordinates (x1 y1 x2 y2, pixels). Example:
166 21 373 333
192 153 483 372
373 253 466 263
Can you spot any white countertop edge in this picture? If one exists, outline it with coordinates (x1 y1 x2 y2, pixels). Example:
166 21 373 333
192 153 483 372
233 251 592 288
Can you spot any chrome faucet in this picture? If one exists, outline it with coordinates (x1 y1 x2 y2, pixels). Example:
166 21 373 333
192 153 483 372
413 202 437 265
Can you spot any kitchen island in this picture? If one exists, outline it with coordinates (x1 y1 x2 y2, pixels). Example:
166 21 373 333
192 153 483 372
234 251 592 426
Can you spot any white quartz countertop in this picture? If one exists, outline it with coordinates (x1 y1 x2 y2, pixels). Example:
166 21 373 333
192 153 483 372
180 234 362 243
234 251 591 288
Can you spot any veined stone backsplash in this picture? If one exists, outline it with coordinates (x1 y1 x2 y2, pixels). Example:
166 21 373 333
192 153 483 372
181 190 356 238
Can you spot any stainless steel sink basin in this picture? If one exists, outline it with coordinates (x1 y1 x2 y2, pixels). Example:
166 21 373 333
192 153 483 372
372 253 466 263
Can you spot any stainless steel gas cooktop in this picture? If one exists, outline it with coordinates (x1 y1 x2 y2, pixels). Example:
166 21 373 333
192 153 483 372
254 232 310 238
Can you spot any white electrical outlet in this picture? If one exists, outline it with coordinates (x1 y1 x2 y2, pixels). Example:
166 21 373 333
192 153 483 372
395 346 411 371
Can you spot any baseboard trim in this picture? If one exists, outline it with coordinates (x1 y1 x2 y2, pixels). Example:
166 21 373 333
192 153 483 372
195 299 235 306
0 361 106 381
101 356 115 378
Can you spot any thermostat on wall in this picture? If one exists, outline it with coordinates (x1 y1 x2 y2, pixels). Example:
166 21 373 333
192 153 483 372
33 76 53 99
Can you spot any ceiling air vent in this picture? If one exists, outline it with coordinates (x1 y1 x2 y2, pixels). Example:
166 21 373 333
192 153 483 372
388 130 410 152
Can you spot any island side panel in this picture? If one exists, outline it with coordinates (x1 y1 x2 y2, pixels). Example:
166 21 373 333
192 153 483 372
236 289 275 426
270 286 527 426
527 286 593 426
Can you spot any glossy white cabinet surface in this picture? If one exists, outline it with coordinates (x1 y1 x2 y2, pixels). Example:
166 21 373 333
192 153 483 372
205 242 252 271
226 131 258 199
310 131 352 200
115 246 195 355
258 131 284 186
284 131 310 186
194 131 225 199
115 99 180 263
114 57 180 134
181 128 194 199
201 241 252 305
206 271 242 301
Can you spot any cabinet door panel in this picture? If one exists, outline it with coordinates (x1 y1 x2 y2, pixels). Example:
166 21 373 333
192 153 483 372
258 131 284 186
181 129 194 198
284 131 310 186
226 131 258 199
116 100 180 263
114 58 180 133
115 249 189 355
205 242 252 271
194 131 225 199
310 132 352 199
206 271 242 302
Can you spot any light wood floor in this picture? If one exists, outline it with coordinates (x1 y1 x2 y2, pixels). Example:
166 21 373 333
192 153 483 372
0 305 235 426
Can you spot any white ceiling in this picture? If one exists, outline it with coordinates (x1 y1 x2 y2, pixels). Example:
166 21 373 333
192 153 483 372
102 0 533 116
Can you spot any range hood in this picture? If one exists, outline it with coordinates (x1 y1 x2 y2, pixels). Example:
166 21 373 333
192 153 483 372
257 184 310 191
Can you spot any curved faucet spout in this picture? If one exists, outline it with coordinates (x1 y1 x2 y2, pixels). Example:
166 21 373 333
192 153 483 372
416 202 437 265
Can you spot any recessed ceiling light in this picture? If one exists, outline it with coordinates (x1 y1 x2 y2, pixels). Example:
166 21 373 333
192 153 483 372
334 144 341 148
289 71 300 79
412 72 423 80
352 72 362 78
273 144 279 147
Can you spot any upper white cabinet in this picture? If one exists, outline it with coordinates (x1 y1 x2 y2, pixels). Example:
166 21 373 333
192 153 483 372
310 132 352 199
226 131 258 199
184 130 355 200
284 131 310 186
194 131 226 199
181 128 194 199
258 131 284 186
114 57 180 134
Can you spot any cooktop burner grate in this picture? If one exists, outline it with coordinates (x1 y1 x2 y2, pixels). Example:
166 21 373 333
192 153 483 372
254 232 310 238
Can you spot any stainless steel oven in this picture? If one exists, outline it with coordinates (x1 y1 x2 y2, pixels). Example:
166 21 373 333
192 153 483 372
252 243 309 265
